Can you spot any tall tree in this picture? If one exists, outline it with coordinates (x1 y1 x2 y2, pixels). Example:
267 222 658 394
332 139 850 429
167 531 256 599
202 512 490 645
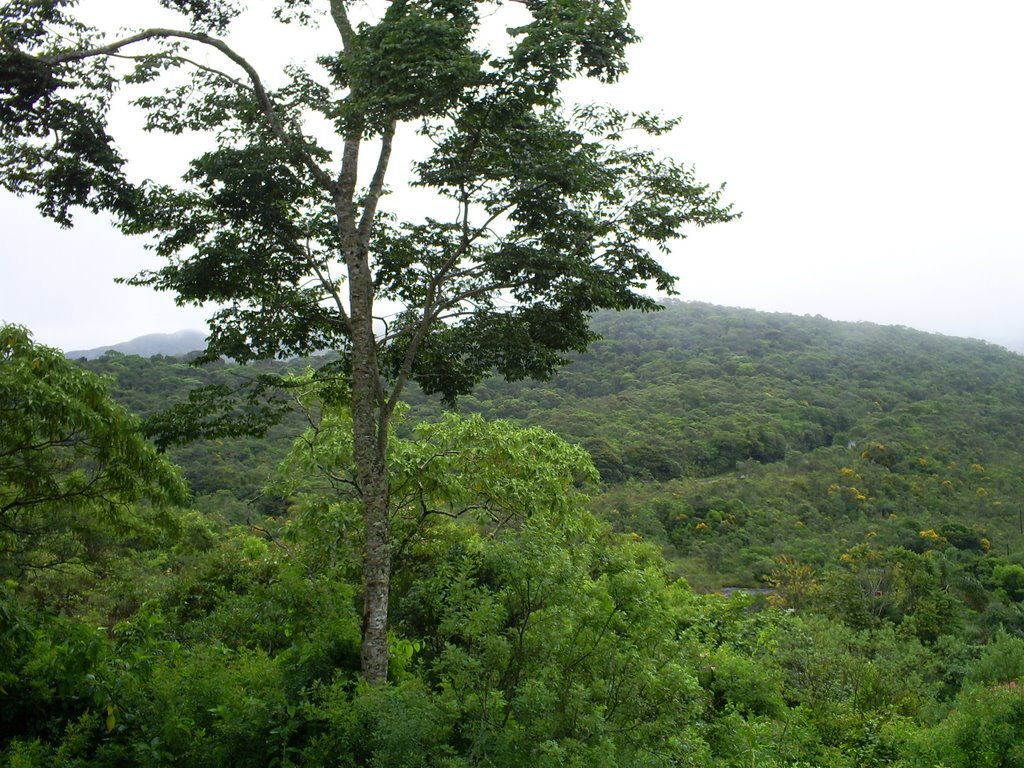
0 0 734 683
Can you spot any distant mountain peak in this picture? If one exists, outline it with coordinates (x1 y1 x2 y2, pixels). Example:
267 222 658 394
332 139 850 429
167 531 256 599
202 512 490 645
65 329 207 360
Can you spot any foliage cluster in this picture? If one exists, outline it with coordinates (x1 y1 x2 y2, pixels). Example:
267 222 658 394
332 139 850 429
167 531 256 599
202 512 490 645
1 325 186 597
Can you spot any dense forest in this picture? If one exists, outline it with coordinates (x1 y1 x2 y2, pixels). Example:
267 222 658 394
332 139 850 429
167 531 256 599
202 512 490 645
4 302 1024 766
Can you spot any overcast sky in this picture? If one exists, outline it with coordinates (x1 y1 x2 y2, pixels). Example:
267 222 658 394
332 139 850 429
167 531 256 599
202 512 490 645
2 0 1023 353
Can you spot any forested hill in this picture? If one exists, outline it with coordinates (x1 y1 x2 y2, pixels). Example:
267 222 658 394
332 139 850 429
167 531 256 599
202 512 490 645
80 300 1024 590
440 300 1024 483
399 301 1023 586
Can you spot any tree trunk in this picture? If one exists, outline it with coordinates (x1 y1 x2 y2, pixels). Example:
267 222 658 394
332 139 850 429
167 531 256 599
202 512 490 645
345 196 392 684
350 303 392 684
357 445 391 685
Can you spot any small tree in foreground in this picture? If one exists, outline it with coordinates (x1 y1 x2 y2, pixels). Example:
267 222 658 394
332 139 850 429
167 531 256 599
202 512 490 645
0 325 187 579
0 0 735 682
272 378 599 581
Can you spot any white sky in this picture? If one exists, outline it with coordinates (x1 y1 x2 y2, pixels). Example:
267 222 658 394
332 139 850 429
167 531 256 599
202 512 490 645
2 0 1023 353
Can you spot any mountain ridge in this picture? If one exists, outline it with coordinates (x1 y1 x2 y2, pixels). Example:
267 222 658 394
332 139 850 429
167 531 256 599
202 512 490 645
65 329 208 360
60 310 1024 359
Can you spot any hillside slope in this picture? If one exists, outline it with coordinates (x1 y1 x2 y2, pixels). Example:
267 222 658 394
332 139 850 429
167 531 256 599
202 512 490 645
81 301 1024 588
445 301 1024 585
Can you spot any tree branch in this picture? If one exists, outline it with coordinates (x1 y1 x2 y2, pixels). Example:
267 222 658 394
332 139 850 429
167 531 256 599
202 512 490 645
357 121 397 241
305 246 351 335
37 28 335 191
109 49 246 91
329 0 356 53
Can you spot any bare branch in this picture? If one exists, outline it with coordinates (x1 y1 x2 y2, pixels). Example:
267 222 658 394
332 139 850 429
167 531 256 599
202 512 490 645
381 298 440 421
442 279 520 310
306 250 351 334
108 49 246 90
37 28 335 190
358 121 397 241
248 521 299 563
